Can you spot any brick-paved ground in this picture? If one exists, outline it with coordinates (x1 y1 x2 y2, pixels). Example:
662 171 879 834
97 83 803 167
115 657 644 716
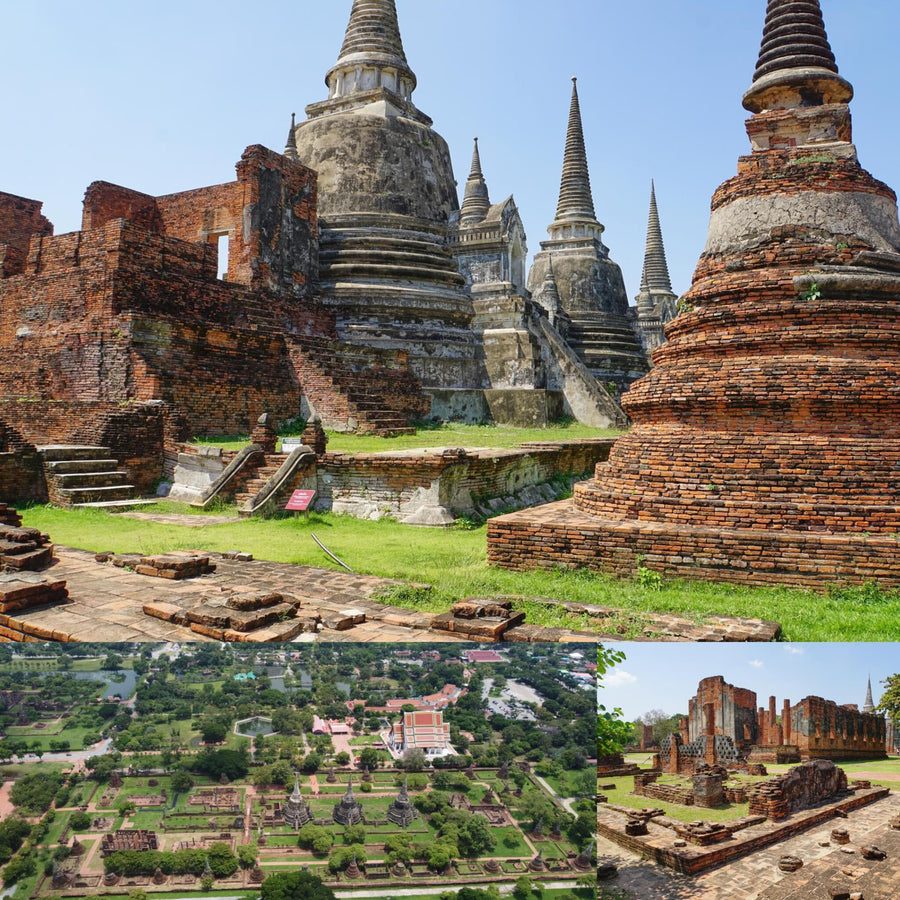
11 547 463 643
597 791 900 900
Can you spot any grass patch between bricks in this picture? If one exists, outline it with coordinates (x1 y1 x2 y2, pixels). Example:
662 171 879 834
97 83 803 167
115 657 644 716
18 505 900 642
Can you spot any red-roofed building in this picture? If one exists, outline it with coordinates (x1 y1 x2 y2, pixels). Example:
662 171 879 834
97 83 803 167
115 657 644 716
422 683 465 708
465 650 505 664
388 710 455 759
312 715 328 734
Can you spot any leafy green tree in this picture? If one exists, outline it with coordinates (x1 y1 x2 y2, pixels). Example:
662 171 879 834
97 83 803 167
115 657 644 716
200 720 227 744
259 871 336 900
297 825 334 856
328 844 366 873
170 770 193 794
876 673 900 728
358 747 380 770
343 824 366 845
513 874 534 899
69 812 91 831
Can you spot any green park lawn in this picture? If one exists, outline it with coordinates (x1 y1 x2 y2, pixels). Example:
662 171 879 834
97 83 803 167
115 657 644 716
21 502 900 642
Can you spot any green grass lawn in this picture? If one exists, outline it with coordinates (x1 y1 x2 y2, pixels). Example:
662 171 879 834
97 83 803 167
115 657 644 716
19 502 900 641
599 774 753 823
191 421 623 454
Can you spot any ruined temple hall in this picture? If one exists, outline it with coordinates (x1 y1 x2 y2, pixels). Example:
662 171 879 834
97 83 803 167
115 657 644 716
489 0 900 588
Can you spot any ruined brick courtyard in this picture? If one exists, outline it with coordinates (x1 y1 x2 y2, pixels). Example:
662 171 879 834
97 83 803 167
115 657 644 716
597 789 900 900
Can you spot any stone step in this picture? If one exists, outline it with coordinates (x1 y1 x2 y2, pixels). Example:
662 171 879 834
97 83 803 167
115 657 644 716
59 485 139 504
74 498 159 511
38 445 112 462
53 471 132 489
48 458 120 474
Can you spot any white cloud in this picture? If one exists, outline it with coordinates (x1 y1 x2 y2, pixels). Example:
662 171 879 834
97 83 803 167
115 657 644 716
784 646 804 655
749 659 764 668
603 669 638 687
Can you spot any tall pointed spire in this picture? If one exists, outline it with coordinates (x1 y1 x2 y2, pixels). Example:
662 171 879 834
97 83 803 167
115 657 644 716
744 0 852 113
555 78 597 223
338 0 408 68
284 113 299 161
863 677 875 714
460 137 491 224
640 181 673 295
324 0 418 105
290 772 302 803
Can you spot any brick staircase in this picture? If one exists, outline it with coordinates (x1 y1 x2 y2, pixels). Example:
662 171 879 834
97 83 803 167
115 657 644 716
232 453 287 508
39 446 156 510
289 336 428 436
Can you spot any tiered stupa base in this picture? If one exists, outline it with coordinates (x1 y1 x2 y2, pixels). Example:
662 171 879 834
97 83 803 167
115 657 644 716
487 499 900 588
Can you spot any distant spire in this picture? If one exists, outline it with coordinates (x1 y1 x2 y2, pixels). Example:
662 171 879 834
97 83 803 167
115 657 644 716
284 113 299 161
460 137 491 224
541 256 561 305
398 775 409 801
640 181 673 294
863 676 875 714
290 772 302 802
344 775 355 800
744 0 852 112
555 78 597 222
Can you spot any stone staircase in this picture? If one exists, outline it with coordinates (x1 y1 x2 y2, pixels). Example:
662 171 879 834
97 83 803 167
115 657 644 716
39 446 156 510
232 453 287 509
289 336 428 436
565 312 650 391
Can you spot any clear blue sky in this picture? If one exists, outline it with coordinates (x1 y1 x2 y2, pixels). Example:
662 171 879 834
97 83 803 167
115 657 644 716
4 1 900 301
599 643 900 723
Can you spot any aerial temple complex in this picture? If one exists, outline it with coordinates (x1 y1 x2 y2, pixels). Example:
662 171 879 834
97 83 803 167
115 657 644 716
488 0 900 588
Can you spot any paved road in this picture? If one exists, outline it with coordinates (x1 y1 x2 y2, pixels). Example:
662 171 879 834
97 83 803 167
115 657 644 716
533 772 577 816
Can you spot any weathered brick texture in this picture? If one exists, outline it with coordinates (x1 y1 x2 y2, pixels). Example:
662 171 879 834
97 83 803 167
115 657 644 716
0 146 428 439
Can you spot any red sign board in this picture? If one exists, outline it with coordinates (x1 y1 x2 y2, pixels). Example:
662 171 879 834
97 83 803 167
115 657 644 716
285 490 316 512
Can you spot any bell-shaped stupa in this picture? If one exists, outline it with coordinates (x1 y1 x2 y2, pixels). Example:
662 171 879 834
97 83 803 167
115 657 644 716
292 0 484 391
489 0 900 588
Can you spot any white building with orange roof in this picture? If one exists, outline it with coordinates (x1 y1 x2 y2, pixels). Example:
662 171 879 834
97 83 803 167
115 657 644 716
386 710 456 759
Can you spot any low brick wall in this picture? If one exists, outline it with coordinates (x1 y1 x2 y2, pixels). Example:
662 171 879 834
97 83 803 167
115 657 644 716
0 400 175 493
319 439 614 525
487 500 900 589
0 449 45 504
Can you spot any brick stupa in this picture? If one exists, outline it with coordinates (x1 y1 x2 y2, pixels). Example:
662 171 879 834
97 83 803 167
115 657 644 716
489 0 900 588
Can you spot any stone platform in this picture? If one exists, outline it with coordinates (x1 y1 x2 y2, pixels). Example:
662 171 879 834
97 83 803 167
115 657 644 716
758 804 900 899
0 545 780 643
596 791 900 900
597 785 890 876
488 499 900 595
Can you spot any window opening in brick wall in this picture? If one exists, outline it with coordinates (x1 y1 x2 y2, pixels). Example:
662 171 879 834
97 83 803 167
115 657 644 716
209 232 230 281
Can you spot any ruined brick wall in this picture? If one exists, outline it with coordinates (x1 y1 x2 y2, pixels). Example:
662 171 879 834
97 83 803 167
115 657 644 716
791 696 888 761
0 213 330 435
632 773 695 806
0 400 170 493
0 192 53 277
82 182 165 234
748 760 848 821
156 144 318 295
317 440 612 520
687 677 758 749
0 418 46 503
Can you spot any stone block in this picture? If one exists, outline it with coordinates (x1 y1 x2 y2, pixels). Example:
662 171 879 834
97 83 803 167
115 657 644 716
226 592 283 611
142 602 184 623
